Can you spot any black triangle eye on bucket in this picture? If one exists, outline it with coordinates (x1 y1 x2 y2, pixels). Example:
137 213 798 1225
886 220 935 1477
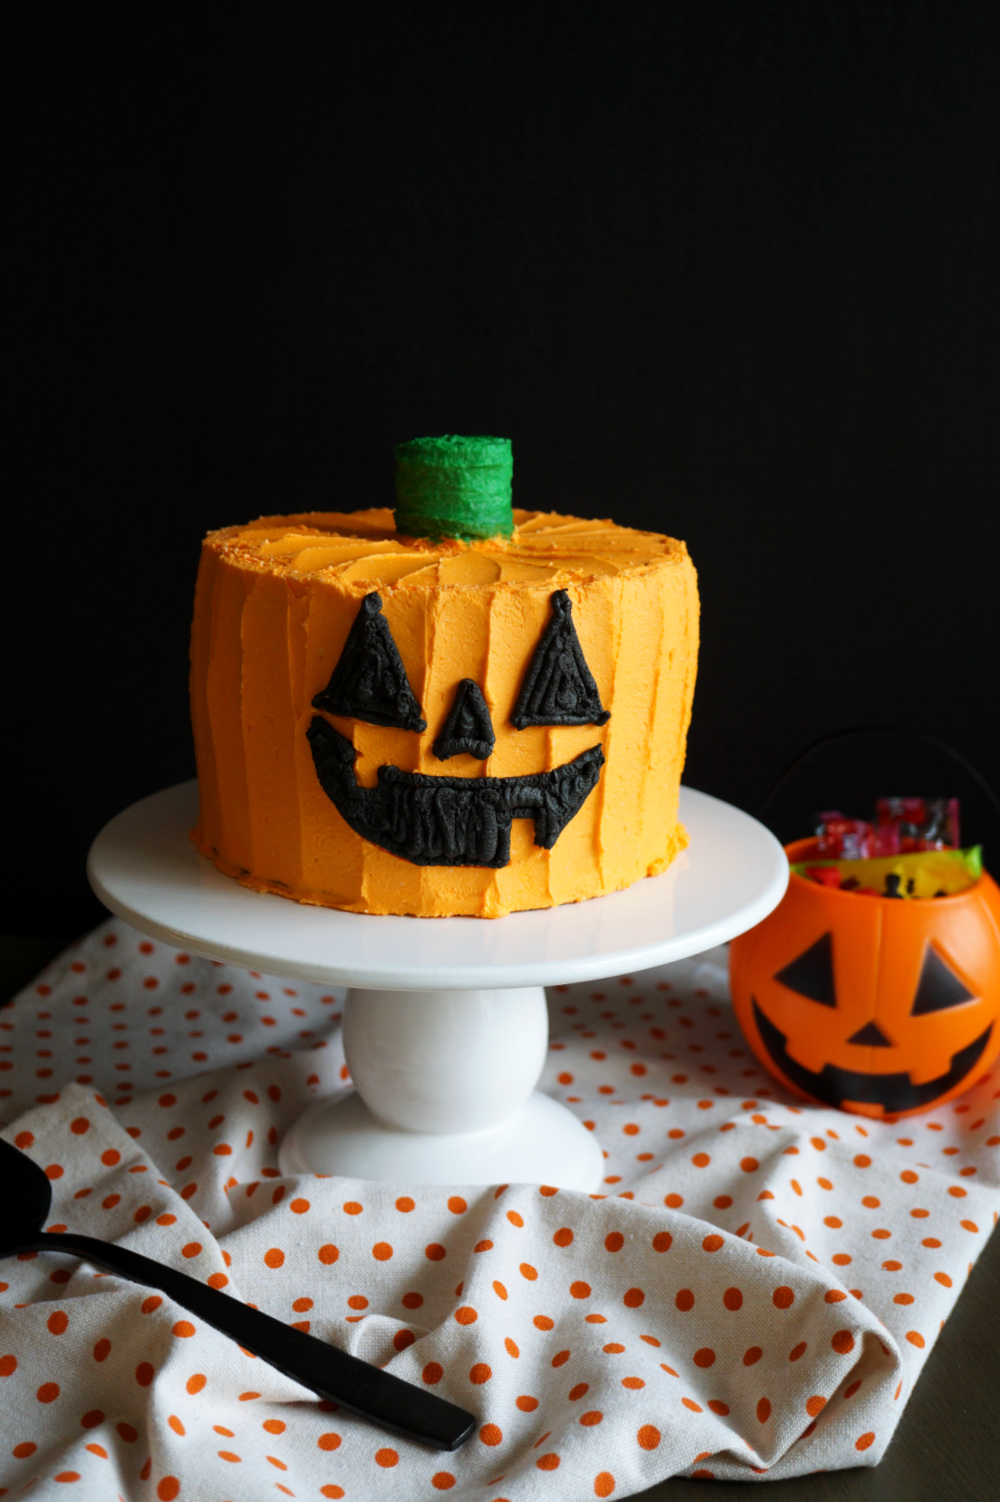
0 1136 475 1450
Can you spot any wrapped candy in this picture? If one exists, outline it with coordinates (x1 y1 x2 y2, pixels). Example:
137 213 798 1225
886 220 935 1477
876 796 960 852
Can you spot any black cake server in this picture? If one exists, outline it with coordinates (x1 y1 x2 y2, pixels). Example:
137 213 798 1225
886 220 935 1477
0 1136 474 1450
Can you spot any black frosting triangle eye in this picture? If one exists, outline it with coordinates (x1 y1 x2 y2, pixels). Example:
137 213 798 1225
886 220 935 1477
511 591 611 730
911 946 976 1015
775 932 837 1006
433 679 496 761
312 592 427 731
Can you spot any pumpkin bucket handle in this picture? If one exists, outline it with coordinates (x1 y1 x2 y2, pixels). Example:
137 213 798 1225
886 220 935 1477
757 723 1000 851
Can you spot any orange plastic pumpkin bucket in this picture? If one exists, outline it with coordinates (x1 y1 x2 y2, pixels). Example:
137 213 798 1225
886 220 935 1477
729 838 1000 1117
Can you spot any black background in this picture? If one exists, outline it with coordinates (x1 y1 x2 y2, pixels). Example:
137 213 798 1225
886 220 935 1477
8 3 1000 934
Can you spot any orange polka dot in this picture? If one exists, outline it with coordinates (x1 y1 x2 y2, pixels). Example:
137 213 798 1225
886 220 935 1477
168 1415 185 1435
773 1286 795 1309
94 1339 111 1362
790 1341 807 1361
637 1424 661 1450
676 1288 695 1311
702 1234 724 1253
693 1348 715 1367
605 1231 625 1253
347 1295 368 1310
173 1322 195 1338
741 1157 759 1172
317 1432 342 1450
536 1453 560 1470
182 1242 202 1259
906 1331 926 1348
45 1163 64 1179
845 1380 862 1399
375 1448 398 1467
396 1196 415 1212
934 1271 953 1288
432 1474 456 1490
595 1473 615 1497
101 1150 121 1167
757 1397 772 1423
264 1248 285 1269
534 1314 555 1330
423 1362 444 1385
157 1481 180 1502
624 1287 645 1308
832 1253 852 1266
806 1395 826 1417
372 1242 393 1261
290 1198 310 1214
664 1193 684 1208
553 1227 574 1247
652 1231 672 1252
318 1244 339 1265
520 1262 538 1280
344 1201 363 1215
14 1442 38 1457
622 1377 645 1390
0 1354 17 1376
571 1281 592 1299
507 1210 524 1227
37 1381 61 1402
320 1489 344 1500
455 1306 478 1325
854 1154 871 1168
723 1287 743 1311
480 1423 503 1446
832 1330 855 1354
553 1349 571 1367
682 1397 703 1412
517 1394 539 1411
47 1310 68 1335
893 1293 914 1306
744 1346 763 1366
70 1118 90 1135
470 1363 492 1384
818 1176 834 1190
492 1280 508 1301
426 1243 447 1261
856 1432 876 1451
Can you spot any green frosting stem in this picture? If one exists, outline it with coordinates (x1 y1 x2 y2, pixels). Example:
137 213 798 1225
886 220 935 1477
394 435 514 540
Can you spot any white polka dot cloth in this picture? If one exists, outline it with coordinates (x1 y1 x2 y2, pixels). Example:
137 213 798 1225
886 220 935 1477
1 919 997 1501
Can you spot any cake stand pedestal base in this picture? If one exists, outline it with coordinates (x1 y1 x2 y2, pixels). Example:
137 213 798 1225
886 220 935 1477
278 981 604 1188
279 1090 605 1189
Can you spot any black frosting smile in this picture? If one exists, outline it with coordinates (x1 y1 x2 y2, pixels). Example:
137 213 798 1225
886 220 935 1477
307 716 605 868
752 998 992 1114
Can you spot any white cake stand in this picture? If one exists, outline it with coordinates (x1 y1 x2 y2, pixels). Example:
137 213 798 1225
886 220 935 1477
87 782 787 1191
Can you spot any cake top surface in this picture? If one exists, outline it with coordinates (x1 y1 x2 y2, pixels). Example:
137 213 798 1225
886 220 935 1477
205 509 688 592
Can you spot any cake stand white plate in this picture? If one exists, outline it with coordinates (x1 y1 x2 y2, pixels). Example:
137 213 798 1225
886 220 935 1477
88 782 787 1190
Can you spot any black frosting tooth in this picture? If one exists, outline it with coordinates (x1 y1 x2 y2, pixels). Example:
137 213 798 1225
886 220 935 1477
307 716 603 869
511 590 611 730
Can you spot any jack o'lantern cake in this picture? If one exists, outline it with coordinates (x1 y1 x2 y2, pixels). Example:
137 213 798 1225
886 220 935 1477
189 436 699 917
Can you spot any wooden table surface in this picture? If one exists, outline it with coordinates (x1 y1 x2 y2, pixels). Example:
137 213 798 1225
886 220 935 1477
3 935 998 1500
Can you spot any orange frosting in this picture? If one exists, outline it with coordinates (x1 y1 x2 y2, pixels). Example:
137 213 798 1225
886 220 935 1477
190 508 699 917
